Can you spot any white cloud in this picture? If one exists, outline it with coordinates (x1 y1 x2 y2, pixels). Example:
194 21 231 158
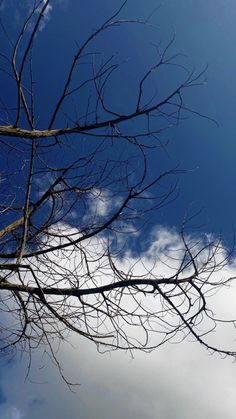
1 329 236 419
89 188 111 217
1 226 236 418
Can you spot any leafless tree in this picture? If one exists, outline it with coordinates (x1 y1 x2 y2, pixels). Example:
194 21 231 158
0 0 235 384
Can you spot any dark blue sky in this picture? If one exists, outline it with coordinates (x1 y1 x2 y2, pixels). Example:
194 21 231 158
1 0 235 243
153 0 236 240
125 0 236 241
17 1 236 239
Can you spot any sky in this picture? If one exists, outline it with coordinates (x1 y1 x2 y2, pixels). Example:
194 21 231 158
1 0 236 417
33 0 236 241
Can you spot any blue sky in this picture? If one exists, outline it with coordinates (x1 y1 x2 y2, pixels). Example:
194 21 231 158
1 0 236 418
1 0 236 239
31 0 236 241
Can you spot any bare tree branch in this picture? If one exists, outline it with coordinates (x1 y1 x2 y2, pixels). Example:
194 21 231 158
0 1 233 386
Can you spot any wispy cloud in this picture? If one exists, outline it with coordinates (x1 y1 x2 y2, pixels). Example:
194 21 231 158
11 407 24 419
0 406 24 419
26 0 53 31
0 1 54 31
37 0 53 31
